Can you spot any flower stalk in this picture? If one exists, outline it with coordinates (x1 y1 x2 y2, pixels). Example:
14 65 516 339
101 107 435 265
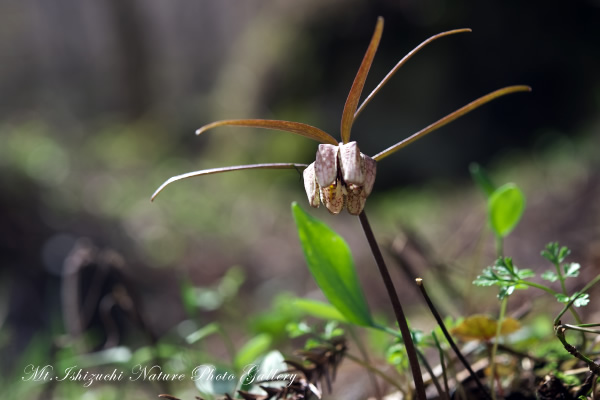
359 211 427 400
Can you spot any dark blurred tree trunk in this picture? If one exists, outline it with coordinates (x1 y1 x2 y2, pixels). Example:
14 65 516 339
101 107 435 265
106 0 152 119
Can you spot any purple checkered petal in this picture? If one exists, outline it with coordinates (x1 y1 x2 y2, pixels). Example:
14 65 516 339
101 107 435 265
346 186 367 215
320 181 344 215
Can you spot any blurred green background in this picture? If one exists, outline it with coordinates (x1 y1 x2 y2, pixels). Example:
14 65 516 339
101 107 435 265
1 0 599 398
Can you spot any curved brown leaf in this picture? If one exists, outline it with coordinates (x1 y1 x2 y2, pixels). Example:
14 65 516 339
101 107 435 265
196 119 338 145
340 17 384 144
151 163 308 201
354 28 472 120
373 85 532 161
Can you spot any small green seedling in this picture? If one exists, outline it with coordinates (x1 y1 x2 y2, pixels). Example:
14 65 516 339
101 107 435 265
474 244 591 308
474 257 535 300
474 240 600 394
470 163 526 256
488 184 526 239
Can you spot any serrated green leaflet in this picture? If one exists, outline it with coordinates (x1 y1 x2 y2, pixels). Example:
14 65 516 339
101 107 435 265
555 293 569 303
291 202 374 327
488 183 526 237
541 270 558 282
564 263 580 278
573 293 590 307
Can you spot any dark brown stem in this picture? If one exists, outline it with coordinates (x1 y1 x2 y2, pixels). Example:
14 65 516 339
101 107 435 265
416 278 491 400
358 211 426 400
555 323 600 375
575 372 597 399
417 347 449 400
496 343 546 364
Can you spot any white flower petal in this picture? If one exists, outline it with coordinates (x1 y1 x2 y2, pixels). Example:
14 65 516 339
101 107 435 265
315 144 339 187
303 163 320 208
339 141 365 185
362 154 377 196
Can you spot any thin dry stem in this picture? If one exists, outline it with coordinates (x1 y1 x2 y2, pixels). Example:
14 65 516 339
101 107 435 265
416 278 491 400
359 211 426 400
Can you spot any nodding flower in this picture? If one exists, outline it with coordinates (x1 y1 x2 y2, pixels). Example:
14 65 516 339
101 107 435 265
303 141 376 215
152 17 530 215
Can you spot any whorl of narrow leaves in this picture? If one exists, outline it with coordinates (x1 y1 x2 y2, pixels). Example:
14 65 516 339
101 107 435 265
152 18 530 216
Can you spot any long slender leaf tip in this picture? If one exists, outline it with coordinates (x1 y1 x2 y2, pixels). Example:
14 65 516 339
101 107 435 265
373 85 532 161
340 17 384 144
354 28 472 120
195 119 338 145
151 163 309 201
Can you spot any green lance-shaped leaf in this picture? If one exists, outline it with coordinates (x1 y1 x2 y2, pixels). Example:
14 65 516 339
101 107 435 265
234 333 273 371
488 183 526 237
292 202 374 327
186 322 220 344
292 298 349 323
